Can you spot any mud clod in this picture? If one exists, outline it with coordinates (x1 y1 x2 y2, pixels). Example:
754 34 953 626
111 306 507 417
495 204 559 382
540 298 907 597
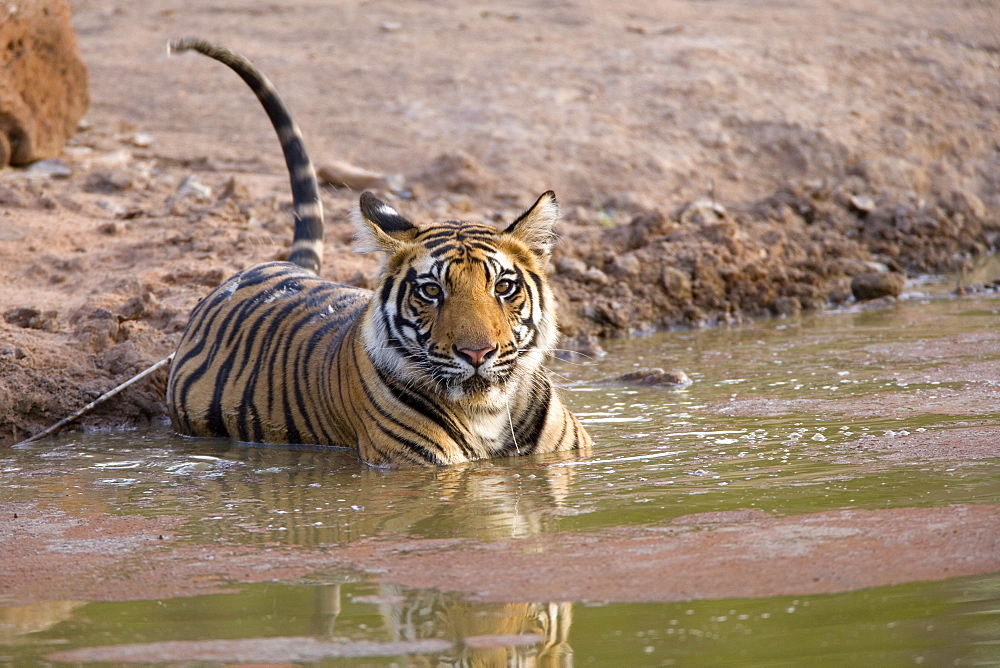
4 307 59 332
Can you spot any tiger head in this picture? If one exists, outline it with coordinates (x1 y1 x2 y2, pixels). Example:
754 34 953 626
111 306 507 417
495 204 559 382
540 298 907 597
354 191 560 410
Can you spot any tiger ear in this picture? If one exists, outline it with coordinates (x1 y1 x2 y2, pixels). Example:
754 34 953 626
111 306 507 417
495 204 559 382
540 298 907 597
352 191 416 253
503 191 559 260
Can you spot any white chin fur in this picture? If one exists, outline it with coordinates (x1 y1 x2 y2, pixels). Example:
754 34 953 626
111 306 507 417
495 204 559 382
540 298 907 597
446 382 507 409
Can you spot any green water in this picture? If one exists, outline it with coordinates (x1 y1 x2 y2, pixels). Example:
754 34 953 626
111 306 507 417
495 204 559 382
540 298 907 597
4 577 999 665
2 295 1000 664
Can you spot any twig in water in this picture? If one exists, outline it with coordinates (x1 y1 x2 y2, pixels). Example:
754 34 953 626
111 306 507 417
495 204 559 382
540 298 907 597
15 353 174 446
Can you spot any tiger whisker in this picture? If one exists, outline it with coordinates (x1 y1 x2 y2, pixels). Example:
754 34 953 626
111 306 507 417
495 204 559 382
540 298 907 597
517 347 597 359
516 348 596 366
503 378 520 455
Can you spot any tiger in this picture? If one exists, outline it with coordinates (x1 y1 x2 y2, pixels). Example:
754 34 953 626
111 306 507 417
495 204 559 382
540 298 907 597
164 38 592 467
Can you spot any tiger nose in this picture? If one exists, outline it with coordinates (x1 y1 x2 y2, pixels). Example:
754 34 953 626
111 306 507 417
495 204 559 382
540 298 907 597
455 344 498 367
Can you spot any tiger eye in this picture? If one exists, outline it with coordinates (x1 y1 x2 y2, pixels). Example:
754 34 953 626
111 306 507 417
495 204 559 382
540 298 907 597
495 279 515 296
419 283 442 299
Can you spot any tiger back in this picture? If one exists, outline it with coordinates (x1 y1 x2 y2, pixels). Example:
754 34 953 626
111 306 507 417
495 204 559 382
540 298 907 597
165 39 591 467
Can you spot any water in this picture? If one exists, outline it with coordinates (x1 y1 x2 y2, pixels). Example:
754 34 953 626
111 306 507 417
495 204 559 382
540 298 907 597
5 577 999 665
2 295 1000 665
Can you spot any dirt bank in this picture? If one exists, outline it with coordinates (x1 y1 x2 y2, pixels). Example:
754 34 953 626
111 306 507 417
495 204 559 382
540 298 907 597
1 0 998 442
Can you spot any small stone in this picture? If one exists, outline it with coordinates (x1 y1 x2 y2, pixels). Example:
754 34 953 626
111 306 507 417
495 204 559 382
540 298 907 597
554 256 587 278
771 296 801 317
84 168 134 193
177 174 212 200
557 334 606 360
130 131 154 148
583 267 609 284
678 198 727 226
606 368 693 388
24 158 72 178
318 161 405 194
848 194 876 213
851 272 905 301
96 199 126 217
4 306 58 331
607 253 642 277
4 306 41 328
661 267 692 302
118 293 156 322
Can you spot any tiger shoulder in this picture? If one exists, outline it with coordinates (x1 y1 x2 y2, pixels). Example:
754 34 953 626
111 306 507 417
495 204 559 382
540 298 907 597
165 38 592 467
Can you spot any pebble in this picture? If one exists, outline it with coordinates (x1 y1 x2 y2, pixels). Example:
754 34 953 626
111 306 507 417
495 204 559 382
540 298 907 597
851 272 905 301
606 368 693 388
849 194 876 213
130 131 154 148
24 158 72 178
177 174 212 200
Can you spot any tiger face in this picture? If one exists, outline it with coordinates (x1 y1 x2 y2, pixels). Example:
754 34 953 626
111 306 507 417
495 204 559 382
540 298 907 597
356 192 559 411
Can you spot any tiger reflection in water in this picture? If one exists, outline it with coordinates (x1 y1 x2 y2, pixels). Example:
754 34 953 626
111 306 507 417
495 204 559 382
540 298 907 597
309 584 573 667
201 446 581 665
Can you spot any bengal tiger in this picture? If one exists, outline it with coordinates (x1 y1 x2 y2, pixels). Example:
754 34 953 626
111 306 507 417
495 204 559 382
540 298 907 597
165 38 591 467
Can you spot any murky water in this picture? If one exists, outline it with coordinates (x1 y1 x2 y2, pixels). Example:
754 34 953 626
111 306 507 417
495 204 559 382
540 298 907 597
5 576 999 665
3 295 1000 664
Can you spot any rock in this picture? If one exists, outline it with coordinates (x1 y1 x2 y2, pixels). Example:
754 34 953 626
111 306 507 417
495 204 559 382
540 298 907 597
607 252 642 277
553 256 587 278
0 1 89 166
848 194 876 213
24 158 72 178
605 368 693 388
609 209 677 250
677 198 727 226
771 296 802 317
4 306 58 331
72 307 126 353
118 293 158 322
851 272 905 301
557 334 606 360
661 267 693 302
84 168 134 193
129 131 154 148
176 174 212 200
318 160 406 194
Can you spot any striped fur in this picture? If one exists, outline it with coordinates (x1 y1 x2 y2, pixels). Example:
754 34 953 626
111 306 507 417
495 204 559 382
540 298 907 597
165 39 591 466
